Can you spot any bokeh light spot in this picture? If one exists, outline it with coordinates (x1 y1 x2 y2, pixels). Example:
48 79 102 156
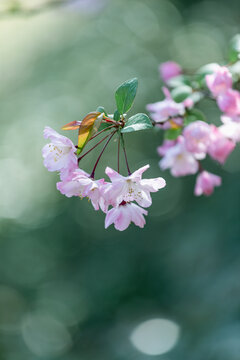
130 318 180 356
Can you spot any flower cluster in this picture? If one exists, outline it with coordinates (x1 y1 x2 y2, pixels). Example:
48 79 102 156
42 79 166 231
147 36 240 197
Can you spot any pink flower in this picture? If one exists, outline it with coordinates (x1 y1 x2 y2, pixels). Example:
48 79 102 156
103 165 166 208
159 61 182 83
156 117 183 130
217 89 240 115
157 140 177 156
146 88 185 123
207 125 235 164
206 66 232 97
160 136 199 177
105 202 148 231
42 126 78 175
183 121 211 159
194 171 221 196
219 115 240 142
183 97 194 109
57 169 108 212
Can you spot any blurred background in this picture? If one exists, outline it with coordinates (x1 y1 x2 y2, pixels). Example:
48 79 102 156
1 0 240 359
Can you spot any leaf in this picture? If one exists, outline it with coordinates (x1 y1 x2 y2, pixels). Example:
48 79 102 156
167 75 191 88
196 63 219 76
184 108 206 126
114 110 120 121
96 106 107 116
171 85 192 103
164 128 182 140
195 63 219 86
61 120 82 130
121 113 153 133
229 34 240 63
76 112 101 155
115 78 138 115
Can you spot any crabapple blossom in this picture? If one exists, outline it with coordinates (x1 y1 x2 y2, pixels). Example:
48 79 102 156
206 66 232 97
42 126 78 176
159 61 182 83
105 202 148 231
159 136 199 177
217 89 240 115
156 117 183 130
157 139 177 156
207 125 235 164
57 169 108 212
146 87 185 123
194 171 221 196
183 121 211 159
103 165 166 208
219 115 240 142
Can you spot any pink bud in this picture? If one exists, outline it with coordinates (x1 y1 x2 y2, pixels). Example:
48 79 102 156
159 61 182 83
194 171 221 196
206 66 232 97
208 125 235 164
217 89 240 115
183 121 211 159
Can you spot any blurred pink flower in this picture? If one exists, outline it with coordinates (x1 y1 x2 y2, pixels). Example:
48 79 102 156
156 117 183 130
194 171 221 196
208 125 235 163
146 87 185 123
219 115 240 142
183 97 194 109
206 66 232 97
217 89 240 115
42 126 78 175
160 136 199 177
105 202 148 231
183 121 211 159
159 61 182 83
104 165 166 208
157 139 178 156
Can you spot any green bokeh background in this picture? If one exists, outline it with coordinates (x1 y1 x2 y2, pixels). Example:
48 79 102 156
1 0 240 359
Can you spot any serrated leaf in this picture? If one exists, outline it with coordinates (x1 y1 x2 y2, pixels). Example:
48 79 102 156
171 85 192 103
77 112 101 155
164 128 182 140
115 78 138 115
121 113 153 133
184 108 206 126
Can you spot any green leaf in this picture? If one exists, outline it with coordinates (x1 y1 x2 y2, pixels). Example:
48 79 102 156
196 63 219 76
164 128 182 140
114 110 120 121
121 113 153 133
195 63 219 86
229 34 240 63
115 78 138 115
171 85 192 103
96 106 107 116
189 91 204 104
167 75 191 88
184 108 206 126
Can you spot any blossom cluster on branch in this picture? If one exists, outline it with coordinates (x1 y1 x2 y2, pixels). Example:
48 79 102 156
42 79 166 231
147 35 240 196
42 35 240 230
